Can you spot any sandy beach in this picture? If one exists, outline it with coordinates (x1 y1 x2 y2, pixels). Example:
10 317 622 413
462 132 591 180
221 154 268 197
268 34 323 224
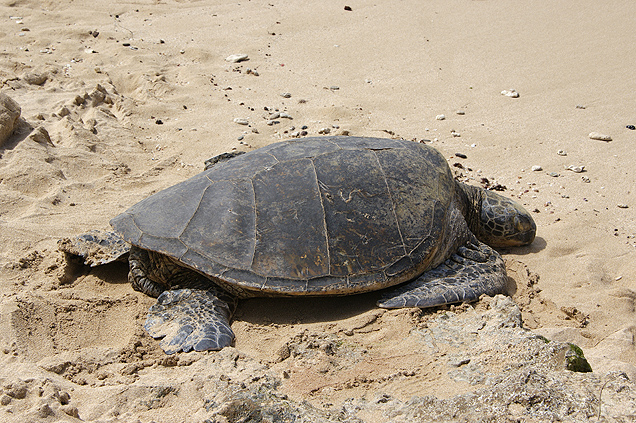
1 0 636 421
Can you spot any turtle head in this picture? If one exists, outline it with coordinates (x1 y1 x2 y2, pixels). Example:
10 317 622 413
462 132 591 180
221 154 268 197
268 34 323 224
460 183 536 247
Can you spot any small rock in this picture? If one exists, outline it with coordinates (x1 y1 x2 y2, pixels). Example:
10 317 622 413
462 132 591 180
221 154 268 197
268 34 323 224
318 127 331 134
626 125 635 130
449 357 471 367
246 68 259 76
279 112 292 119
225 54 249 63
344 5 352 11
456 110 465 115
436 114 446 120
329 86 340 91
84 118 97 133
581 176 590 183
0 93 21 146
548 172 560 177
60 404 80 418
617 204 629 209
531 165 543 171
575 104 586 109
57 106 70 117
37 403 54 418
451 130 461 137
280 92 291 98
565 165 585 173
557 150 567 156
589 132 612 141
22 72 48 85
4 380 29 399
59 391 70 405
455 153 467 159
0 394 11 405
73 94 86 106
501 89 519 98
233 118 249 125
564 344 592 372
376 393 391 404
28 126 53 146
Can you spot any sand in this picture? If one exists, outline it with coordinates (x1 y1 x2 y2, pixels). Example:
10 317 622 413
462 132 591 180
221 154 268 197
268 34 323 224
1 0 636 421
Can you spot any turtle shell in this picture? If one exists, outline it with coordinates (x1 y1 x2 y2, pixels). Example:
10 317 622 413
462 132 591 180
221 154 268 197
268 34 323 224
111 136 459 295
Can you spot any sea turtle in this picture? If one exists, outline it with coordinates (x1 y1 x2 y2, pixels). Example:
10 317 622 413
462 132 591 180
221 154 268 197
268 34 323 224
60 136 536 354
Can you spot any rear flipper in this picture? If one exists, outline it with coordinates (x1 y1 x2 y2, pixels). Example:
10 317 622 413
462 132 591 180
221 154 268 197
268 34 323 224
378 239 507 309
144 288 236 354
58 230 130 267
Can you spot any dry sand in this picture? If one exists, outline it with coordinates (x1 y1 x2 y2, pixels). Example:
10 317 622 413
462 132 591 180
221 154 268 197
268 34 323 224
1 0 636 421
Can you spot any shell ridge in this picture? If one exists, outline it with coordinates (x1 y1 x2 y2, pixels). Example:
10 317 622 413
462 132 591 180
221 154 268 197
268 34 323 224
329 138 348 150
372 150 409 260
413 169 443 254
325 138 343 151
311 158 332 277
265 151 280 165
176 182 212 247
128 212 143 244
408 198 439 256
175 181 213 264
247 177 258 272
176 239 189 261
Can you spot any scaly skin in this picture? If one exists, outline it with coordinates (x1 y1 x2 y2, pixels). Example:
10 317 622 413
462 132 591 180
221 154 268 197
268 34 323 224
128 246 238 352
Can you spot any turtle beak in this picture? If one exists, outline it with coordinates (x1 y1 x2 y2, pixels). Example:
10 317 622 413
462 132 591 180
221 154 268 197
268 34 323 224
511 213 536 246
515 214 537 245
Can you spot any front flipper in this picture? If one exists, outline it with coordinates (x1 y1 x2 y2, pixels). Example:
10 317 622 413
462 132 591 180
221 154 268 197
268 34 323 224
378 239 507 309
144 288 236 354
